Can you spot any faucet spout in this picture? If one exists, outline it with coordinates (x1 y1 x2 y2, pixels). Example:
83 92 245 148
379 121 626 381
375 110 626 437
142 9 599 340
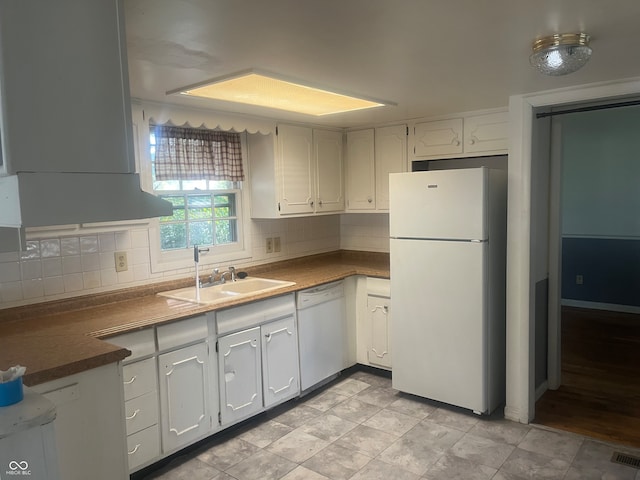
193 245 210 302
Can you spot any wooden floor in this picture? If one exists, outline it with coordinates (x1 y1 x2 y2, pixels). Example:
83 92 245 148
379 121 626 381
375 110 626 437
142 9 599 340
535 307 640 448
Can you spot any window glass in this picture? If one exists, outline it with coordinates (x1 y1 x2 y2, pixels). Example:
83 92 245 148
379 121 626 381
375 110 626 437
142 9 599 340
150 128 242 252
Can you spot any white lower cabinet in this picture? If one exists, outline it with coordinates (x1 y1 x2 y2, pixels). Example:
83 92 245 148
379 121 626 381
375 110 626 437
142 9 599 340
31 363 129 480
217 294 299 427
218 315 300 426
367 294 392 369
356 277 392 370
158 341 211 453
106 315 217 473
218 327 263 426
126 425 160 472
262 316 299 407
109 328 160 473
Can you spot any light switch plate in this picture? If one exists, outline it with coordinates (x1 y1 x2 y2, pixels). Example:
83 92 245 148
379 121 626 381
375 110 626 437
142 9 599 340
273 236 281 253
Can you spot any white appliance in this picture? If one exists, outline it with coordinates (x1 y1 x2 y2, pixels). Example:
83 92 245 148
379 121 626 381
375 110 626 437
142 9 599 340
389 167 507 414
297 281 347 391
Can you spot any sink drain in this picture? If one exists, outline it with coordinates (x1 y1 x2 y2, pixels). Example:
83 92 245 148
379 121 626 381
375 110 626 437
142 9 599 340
611 452 640 469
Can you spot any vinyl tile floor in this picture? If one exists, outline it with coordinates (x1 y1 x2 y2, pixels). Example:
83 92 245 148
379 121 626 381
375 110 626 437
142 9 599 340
140 369 640 480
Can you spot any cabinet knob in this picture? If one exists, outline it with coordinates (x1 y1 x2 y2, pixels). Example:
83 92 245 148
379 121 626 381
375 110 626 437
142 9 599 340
318 200 323 206
469 138 476 145
310 200 314 207
367 197 373 203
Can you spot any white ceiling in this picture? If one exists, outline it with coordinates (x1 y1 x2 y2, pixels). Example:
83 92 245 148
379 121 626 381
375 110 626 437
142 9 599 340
124 0 640 129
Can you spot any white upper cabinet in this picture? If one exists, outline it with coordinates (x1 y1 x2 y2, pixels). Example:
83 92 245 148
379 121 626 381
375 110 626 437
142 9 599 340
375 125 408 210
346 129 376 210
463 112 509 154
277 125 315 215
413 118 464 158
411 111 508 160
346 125 407 212
314 129 345 213
248 125 344 218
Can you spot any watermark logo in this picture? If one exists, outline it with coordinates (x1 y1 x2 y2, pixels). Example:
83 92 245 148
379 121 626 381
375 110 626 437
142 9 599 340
5 460 31 476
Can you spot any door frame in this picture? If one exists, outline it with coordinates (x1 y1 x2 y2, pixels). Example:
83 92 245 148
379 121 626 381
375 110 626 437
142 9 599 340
504 77 640 424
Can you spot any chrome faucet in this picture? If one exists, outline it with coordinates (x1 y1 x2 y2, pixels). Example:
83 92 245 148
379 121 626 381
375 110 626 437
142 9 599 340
223 266 236 282
193 245 209 302
209 266 236 284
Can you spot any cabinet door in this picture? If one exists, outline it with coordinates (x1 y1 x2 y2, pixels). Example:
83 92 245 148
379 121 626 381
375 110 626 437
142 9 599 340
414 118 463 157
314 129 344 212
464 112 509 154
367 296 392 369
277 125 315 215
218 327 263 426
159 342 210 453
375 125 407 210
261 316 300 408
346 129 376 210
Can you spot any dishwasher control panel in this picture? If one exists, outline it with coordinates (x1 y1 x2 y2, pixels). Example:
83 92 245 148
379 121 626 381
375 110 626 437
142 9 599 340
296 281 344 309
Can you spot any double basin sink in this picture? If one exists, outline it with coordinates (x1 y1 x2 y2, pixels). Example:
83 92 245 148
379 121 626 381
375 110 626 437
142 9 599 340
158 277 296 305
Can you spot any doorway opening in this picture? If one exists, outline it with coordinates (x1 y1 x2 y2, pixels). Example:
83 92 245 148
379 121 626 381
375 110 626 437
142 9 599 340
532 101 640 448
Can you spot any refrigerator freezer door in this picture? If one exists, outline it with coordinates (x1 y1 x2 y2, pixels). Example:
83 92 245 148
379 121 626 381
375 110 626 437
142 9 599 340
389 168 487 241
390 238 488 412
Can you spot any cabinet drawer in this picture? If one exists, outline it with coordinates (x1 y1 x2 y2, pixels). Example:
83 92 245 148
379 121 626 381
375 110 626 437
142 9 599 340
127 424 160 472
123 357 157 401
124 390 158 436
156 315 208 351
107 328 155 363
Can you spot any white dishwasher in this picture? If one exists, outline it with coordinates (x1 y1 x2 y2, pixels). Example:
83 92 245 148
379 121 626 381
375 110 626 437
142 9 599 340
297 281 347 391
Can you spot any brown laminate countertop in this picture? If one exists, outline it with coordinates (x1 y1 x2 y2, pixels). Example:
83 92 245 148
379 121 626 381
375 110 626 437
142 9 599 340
0 251 389 387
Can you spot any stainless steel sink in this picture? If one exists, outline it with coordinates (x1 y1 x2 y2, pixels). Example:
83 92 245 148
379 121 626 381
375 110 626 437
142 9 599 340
158 277 296 305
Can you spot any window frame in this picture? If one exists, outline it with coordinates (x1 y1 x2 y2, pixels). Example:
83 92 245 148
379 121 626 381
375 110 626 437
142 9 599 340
138 118 252 274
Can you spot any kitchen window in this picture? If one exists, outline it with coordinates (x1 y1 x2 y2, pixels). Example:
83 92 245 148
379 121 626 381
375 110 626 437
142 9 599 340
148 124 250 271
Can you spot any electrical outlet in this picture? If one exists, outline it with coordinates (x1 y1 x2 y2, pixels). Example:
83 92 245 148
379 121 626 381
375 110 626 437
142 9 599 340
273 236 281 253
576 274 584 285
115 251 128 272
266 237 273 254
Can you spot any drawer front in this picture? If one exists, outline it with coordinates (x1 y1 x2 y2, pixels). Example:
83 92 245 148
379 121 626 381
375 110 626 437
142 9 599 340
156 315 208 351
217 294 295 335
127 424 160 472
107 328 155 362
123 357 157 401
124 390 159 436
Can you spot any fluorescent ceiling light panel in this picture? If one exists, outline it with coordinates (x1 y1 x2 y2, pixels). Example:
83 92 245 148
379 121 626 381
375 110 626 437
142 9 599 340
173 72 388 116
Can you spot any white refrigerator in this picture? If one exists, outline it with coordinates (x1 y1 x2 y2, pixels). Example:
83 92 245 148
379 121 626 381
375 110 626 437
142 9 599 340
389 167 507 414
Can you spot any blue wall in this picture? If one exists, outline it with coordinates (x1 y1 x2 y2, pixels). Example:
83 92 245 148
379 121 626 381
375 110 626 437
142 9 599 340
560 106 640 308
562 237 640 307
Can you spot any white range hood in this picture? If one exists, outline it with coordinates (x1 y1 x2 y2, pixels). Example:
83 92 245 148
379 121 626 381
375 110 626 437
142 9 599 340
0 0 171 250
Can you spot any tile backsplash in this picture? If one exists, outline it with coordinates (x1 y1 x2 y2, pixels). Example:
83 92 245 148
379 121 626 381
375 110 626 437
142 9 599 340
0 214 389 308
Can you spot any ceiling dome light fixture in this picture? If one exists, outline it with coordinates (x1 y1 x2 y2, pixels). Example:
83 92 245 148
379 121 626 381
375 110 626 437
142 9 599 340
530 33 592 76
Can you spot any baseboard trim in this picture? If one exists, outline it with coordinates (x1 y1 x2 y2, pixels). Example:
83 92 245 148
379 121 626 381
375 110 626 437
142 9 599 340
535 380 548 401
504 405 529 424
561 299 640 315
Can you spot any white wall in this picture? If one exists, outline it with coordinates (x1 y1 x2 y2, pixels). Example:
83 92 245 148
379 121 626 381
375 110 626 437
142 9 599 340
339 213 389 252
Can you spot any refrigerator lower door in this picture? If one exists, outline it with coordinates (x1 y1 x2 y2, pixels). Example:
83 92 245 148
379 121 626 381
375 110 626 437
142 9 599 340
391 238 488 413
